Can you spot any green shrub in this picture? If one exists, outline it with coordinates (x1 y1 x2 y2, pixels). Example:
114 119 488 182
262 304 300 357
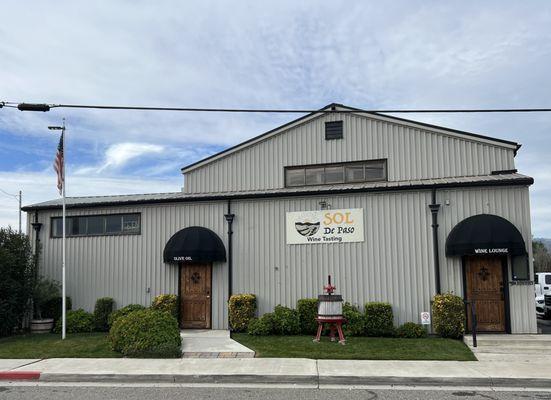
53 309 94 333
33 277 60 319
107 304 146 328
396 322 427 338
364 302 395 337
247 313 274 336
228 294 257 332
297 298 318 334
343 302 365 336
93 297 114 332
432 293 465 339
109 309 181 358
272 305 301 335
41 296 72 322
151 294 178 319
0 228 36 337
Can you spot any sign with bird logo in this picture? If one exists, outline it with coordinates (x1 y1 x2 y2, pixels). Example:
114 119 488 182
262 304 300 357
286 208 364 244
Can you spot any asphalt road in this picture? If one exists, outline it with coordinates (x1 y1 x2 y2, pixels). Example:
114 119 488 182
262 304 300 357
1 386 551 400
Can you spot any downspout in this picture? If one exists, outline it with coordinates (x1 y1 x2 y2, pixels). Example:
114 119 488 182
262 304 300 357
224 200 235 301
429 188 442 294
30 211 43 278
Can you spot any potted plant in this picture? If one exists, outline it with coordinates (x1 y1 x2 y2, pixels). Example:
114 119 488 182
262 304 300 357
30 277 60 333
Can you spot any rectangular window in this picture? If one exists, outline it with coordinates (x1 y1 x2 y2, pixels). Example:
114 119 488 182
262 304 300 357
546 275 551 285
51 213 141 238
305 167 324 185
285 160 387 187
324 166 344 184
512 255 529 281
325 121 343 140
345 164 365 182
286 168 306 187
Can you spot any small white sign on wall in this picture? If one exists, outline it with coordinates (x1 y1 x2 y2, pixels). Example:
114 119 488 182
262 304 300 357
420 312 431 325
286 208 364 245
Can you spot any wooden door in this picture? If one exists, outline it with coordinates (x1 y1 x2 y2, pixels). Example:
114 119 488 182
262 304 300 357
180 263 212 329
465 256 506 332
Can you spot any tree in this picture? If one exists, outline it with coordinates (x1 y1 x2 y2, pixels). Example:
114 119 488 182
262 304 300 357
533 240 551 273
0 228 36 337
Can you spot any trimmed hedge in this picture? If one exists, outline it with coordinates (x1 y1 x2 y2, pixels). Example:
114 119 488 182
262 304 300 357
41 296 72 323
273 305 301 335
93 297 114 332
365 302 394 337
107 304 146 328
247 313 274 336
151 294 178 319
396 322 427 338
432 293 465 339
297 298 318 334
109 309 181 357
228 294 257 332
342 302 365 336
53 309 94 333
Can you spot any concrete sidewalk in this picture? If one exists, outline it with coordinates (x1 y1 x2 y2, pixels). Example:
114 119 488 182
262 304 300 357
2 358 551 388
180 330 255 358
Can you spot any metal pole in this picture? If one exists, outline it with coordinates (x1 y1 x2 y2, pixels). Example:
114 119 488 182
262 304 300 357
61 119 66 340
18 190 22 234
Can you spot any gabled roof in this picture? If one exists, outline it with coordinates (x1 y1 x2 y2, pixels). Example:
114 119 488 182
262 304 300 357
181 103 521 173
23 172 533 211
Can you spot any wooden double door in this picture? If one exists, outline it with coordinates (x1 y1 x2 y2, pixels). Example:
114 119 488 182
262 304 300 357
180 263 212 329
465 256 507 333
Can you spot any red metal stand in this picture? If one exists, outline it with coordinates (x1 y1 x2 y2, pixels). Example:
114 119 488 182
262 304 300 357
313 317 346 345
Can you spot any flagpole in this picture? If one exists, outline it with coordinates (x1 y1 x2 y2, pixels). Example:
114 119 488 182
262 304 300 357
61 119 66 340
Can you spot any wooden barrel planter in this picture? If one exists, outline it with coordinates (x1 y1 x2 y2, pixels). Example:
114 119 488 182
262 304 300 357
30 318 54 334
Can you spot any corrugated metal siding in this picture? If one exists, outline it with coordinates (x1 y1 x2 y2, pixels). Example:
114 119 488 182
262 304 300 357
437 185 536 333
231 191 435 326
184 113 516 194
30 202 229 329
30 184 535 333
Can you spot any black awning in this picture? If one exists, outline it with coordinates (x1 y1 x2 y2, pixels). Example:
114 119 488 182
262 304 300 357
163 226 226 263
445 214 526 257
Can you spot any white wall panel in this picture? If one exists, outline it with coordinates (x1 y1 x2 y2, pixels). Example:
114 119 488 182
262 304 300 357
29 184 535 333
184 113 516 194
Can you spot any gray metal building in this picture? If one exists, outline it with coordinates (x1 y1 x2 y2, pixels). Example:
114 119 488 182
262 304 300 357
23 104 537 333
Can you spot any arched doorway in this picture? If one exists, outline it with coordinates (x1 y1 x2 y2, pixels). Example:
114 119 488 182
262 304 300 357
446 214 527 333
164 226 226 329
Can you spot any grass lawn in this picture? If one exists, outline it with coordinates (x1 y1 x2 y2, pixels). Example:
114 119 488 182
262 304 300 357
0 333 120 359
233 334 476 361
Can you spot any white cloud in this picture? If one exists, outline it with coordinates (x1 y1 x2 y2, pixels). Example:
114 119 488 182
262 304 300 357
1 1 551 234
77 142 164 174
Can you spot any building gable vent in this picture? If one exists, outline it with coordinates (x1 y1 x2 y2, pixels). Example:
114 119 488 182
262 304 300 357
325 121 343 140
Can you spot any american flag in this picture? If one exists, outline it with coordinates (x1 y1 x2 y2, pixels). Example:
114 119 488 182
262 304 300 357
53 132 64 195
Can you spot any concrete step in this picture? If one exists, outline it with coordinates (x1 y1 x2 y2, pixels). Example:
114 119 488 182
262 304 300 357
465 339 551 349
474 353 551 362
463 334 551 348
470 346 551 354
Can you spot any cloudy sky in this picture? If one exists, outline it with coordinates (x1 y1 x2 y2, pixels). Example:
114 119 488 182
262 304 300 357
1 1 550 236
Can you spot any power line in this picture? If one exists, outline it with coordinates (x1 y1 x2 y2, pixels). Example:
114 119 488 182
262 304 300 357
3 101 551 114
0 188 19 200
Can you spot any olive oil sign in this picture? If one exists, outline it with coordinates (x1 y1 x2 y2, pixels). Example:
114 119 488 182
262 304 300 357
286 208 364 244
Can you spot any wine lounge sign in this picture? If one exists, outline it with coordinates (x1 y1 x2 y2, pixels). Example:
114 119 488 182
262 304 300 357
286 208 364 245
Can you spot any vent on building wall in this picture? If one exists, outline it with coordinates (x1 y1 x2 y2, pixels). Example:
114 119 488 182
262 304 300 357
325 121 343 140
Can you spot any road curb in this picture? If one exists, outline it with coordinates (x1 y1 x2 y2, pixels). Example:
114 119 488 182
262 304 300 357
39 373 318 385
0 371 41 381
319 376 551 389
35 373 551 388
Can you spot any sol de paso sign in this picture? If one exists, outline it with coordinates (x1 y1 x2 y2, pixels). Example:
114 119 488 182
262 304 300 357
286 208 364 244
